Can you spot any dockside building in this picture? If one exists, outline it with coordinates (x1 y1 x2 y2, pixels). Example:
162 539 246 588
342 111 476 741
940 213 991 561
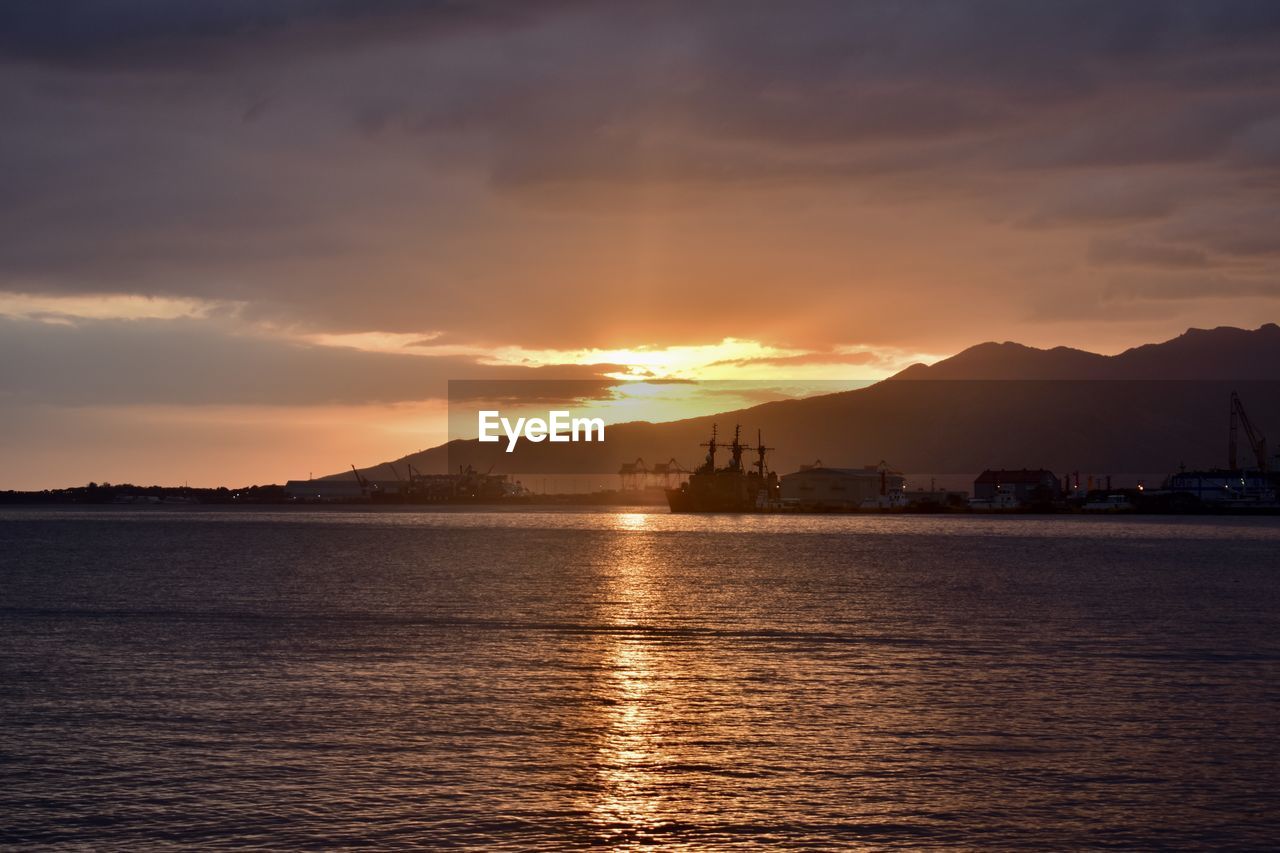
780 464 906 510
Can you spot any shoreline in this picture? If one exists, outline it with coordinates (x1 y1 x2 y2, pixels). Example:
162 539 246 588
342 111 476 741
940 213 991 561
3 498 1278 517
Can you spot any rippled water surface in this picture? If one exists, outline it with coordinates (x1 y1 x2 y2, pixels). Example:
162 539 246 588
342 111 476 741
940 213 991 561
2 507 1278 848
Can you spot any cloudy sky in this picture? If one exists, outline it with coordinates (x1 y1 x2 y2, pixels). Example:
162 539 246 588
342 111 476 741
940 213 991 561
3 1 1279 488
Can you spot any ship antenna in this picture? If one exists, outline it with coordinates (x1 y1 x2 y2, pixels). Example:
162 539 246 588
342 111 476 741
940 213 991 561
729 424 746 471
700 423 718 472
755 429 774 478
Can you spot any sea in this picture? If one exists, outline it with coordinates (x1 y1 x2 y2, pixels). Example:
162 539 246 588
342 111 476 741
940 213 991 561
2 507 1278 849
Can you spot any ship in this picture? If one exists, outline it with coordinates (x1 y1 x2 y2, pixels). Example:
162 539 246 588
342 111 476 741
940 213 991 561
665 424 780 512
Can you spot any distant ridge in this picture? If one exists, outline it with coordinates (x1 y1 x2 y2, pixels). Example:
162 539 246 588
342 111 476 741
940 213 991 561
892 342 1109 380
893 323 1280 380
337 324 1280 482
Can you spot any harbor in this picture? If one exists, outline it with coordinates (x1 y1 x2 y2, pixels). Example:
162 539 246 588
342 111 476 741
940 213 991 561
6 390 1278 515
660 389 1280 514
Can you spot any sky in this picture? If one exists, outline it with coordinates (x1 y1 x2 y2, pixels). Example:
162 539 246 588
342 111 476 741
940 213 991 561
3 0 1280 488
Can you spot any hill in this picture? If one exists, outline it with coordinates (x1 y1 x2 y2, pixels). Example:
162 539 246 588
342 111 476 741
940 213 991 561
338 324 1280 484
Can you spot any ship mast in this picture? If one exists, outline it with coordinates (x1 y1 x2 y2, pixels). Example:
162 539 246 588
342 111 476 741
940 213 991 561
755 429 774 479
728 424 746 471
699 424 718 473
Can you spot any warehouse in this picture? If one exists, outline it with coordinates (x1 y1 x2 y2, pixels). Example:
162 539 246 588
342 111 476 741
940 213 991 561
972 469 1061 504
780 464 906 510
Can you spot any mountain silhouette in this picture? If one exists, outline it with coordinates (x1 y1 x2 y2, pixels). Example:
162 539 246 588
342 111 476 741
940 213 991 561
894 323 1280 380
337 324 1280 485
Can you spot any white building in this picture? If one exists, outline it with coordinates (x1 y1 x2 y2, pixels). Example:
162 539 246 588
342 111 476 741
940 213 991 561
1167 470 1278 504
780 464 906 510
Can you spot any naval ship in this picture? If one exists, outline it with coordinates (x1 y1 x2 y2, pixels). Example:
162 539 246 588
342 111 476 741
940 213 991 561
665 424 780 512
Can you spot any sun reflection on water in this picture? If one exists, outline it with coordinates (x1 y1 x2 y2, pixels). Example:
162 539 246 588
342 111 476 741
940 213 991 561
612 512 650 531
593 638 662 835
587 523 670 842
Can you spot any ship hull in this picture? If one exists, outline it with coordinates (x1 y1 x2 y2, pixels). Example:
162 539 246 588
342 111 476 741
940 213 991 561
665 470 776 513
665 487 759 513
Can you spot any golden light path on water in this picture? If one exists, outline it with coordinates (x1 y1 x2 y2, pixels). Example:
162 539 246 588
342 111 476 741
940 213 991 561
4 509 1280 846
589 511 666 840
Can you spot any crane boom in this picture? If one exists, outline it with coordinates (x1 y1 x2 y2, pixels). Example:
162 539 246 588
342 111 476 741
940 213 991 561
1229 391 1268 472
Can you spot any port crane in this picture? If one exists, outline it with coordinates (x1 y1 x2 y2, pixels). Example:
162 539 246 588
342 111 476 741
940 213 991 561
1228 391 1268 473
648 458 689 489
350 463 379 497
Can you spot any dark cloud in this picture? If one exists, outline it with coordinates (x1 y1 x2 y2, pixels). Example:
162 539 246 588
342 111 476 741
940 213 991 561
1089 238 1212 269
6 1 1280 487
7 0 1280 78
1105 273 1280 301
0 316 617 406
0 0 1278 352
1015 174 1213 228
1007 95 1280 170
445 378 628 407
1157 205 1280 258
0 1 582 70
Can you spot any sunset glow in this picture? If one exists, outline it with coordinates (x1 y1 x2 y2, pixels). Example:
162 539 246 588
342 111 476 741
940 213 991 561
5 5 1280 850
1 1 1277 489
